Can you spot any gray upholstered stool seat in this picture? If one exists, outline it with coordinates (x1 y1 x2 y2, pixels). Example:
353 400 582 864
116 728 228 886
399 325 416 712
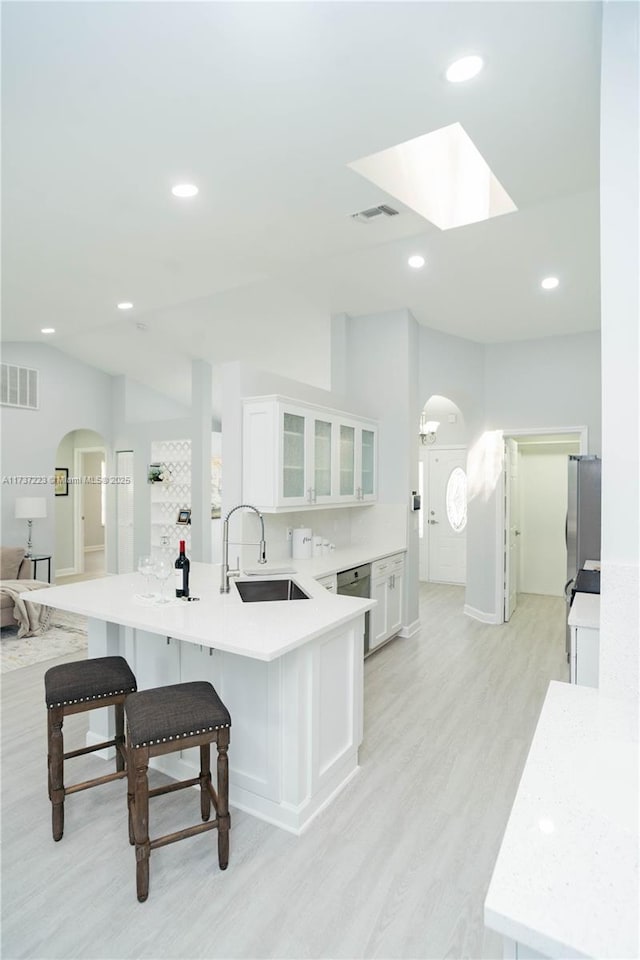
125 680 230 748
124 681 231 902
45 656 137 708
44 656 137 842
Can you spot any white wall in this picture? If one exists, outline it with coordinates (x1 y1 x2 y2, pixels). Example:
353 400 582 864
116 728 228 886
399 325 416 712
1 344 113 567
464 331 602 620
484 332 602 453
518 450 568 597
598 0 639 707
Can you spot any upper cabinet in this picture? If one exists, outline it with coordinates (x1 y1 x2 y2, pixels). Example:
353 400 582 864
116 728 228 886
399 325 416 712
243 396 377 512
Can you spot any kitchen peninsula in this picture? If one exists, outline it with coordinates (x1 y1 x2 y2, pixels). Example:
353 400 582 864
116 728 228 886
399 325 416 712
27 563 374 834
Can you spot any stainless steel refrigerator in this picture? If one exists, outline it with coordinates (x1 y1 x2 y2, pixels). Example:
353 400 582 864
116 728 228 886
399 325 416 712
565 455 601 656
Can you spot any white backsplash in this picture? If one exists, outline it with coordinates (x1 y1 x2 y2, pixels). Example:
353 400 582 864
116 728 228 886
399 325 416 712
238 504 407 567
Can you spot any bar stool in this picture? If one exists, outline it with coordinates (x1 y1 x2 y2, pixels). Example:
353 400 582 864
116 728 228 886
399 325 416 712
124 680 231 902
44 655 137 841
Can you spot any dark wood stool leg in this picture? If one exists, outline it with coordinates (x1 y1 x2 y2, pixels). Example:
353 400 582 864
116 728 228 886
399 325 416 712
46 712 53 801
114 701 125 773
131 747 150 902
49 706 65 841
216 729 230 870
199 743 211 822
126 743 135 846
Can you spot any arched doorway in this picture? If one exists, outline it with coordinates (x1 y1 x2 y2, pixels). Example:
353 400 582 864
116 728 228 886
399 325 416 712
417 395 467 584
54 429 107 581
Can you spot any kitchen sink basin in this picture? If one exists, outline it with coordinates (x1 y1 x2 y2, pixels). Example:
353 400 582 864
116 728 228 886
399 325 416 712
235 579 310 602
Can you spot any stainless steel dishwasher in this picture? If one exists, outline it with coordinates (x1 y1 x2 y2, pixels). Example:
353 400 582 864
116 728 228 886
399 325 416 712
336 564 371 656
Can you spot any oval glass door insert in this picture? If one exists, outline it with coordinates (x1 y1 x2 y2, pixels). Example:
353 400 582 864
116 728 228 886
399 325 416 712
446 467 467 532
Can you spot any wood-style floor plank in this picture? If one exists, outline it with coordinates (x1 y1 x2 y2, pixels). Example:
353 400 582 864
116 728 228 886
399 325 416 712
0 585 568 959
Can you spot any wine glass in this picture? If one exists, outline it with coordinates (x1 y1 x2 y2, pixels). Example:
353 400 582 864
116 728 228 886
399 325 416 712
153 557 173 604
137 555 155 599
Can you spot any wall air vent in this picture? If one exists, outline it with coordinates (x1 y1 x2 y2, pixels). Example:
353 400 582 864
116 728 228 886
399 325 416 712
1 362 39 410
350 204 399 223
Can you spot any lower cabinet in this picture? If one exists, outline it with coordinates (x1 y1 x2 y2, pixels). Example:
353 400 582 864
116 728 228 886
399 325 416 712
369 552 405 653
570 624 599 687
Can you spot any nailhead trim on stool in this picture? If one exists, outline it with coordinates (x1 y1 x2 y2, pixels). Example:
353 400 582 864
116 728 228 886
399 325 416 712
124 681 231 748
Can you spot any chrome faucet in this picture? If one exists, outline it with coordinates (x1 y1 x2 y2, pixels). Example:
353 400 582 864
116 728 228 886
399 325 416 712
220 504 267 593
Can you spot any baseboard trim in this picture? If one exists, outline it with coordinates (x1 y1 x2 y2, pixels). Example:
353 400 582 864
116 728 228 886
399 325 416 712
464 604 502 625
84 545 104 553
54 567 75 578
399 619 421 639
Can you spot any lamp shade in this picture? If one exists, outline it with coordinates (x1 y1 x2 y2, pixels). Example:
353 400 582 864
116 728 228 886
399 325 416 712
15 497 47 520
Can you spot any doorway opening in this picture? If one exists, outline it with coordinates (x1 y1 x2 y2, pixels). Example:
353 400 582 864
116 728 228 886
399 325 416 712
501 428 586 622
54 429 107 582
418 395 467 584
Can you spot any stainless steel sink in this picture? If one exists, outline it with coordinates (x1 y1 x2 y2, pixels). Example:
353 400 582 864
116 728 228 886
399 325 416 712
235 579 310 602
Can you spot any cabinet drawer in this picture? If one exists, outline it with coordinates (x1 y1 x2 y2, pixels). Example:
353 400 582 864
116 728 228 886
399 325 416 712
372 559 390 579
372 552 405 579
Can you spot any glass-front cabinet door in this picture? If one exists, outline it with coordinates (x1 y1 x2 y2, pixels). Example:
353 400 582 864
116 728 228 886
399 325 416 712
313 418 332 502
359 428 376 499
281 411 307 502
339 424 356 498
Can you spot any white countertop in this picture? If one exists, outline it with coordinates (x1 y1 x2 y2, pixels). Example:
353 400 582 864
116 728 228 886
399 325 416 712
249 542 406 580
568 592 600 630
485 681 639 959
26 563 374 662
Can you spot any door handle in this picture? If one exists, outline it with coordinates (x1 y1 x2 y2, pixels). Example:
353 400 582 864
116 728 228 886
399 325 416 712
429 519 439 524
515 530 521 536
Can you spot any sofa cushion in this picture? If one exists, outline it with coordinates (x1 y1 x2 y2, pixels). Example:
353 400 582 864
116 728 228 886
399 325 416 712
1 547 26 581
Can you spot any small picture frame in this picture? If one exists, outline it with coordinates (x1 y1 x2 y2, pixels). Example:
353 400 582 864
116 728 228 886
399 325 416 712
177 508 191 525
54 468 69 497
147 463 165 483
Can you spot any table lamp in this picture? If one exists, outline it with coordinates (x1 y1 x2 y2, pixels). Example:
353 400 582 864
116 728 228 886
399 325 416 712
15 497 47 557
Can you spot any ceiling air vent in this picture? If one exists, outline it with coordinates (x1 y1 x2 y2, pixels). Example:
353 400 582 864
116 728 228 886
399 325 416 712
350 204 399 223
1 362 39 410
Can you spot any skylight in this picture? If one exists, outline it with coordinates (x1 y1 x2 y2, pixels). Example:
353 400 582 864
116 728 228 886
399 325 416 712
348 123 517 231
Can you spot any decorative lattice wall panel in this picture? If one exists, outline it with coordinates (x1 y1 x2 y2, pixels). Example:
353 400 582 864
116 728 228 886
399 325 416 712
150 439 192 560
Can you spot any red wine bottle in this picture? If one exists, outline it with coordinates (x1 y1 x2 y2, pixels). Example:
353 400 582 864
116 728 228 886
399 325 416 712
175 540 190 598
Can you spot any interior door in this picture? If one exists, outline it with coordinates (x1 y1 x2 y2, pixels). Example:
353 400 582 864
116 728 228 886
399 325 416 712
427 448 467 584
504 438 520 621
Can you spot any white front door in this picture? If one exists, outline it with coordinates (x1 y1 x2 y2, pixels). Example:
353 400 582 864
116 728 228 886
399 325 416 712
427 448 467 584
504 438 520 621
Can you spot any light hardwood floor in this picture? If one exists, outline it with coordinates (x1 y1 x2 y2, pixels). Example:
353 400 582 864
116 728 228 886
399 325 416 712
1 585 569 960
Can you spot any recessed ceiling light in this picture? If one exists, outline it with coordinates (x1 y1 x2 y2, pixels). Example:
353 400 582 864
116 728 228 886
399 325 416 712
541 277 560 290
408 255 426 269
41 327 55 334
446 55 484 83
171 183 199 198
117 302 134 310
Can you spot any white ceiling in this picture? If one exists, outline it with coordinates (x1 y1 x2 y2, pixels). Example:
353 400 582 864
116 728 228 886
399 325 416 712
2 1 602 405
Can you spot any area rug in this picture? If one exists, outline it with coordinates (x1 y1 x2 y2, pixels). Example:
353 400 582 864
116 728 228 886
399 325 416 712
0 609 88 673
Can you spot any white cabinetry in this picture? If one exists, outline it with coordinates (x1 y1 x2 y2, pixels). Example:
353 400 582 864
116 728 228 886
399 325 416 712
243 396 377 512
369 553 405 653
568 593 600 688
